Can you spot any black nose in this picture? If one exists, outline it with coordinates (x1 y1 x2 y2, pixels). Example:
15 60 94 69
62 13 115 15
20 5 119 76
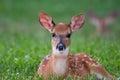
58 45 64 51
56 43 65 51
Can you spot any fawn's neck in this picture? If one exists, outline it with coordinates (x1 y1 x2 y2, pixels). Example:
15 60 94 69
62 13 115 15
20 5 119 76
51 52 69 76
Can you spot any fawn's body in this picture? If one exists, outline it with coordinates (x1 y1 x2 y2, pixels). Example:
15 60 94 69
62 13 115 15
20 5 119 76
37 12 114 80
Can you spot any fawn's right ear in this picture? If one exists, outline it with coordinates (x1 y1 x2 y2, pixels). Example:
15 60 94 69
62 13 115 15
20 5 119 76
39 12 55 31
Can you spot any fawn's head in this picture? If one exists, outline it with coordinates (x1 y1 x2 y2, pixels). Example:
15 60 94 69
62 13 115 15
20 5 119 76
39 12 84 56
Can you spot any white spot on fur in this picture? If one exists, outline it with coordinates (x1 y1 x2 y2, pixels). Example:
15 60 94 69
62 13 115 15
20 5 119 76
85 61 89 63
69 67 71 70
83 54 87 57
75 55 78 68
92 63 96 66
89 58 93 61
79 64 84 70
81 59 84 61
75 55 78 61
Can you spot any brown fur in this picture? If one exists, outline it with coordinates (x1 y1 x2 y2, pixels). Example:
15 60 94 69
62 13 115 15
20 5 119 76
37 12 114 80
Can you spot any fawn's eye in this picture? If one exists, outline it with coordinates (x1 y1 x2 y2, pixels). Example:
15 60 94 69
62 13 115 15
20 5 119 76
52 33 56 37
66 33 71 38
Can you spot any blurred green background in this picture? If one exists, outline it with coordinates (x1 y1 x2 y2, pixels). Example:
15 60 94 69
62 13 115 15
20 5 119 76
0 0 120 80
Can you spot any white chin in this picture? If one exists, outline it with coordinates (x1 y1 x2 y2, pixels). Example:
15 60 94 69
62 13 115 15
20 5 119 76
53 47 69 56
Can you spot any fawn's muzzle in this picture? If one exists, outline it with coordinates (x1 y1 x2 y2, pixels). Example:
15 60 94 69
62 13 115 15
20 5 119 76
56 43 66 51
56 36 66 51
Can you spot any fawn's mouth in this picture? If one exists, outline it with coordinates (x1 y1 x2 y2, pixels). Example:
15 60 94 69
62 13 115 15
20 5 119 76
53 46 69 55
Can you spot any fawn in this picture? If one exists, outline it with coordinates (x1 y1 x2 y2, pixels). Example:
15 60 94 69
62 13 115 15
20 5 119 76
87 10 118 36
37 12 114 80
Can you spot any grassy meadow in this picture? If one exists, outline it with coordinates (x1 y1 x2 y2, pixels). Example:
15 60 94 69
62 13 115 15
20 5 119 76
0 0 120 80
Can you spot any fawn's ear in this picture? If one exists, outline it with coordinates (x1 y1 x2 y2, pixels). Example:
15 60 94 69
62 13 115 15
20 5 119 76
39 12 55 31
87 11 100 27
104 10 119 25
70 14 84 31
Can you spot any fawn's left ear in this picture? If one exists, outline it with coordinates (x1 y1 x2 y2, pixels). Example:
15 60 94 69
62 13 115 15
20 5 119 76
39 12 55 31
70 14 84 31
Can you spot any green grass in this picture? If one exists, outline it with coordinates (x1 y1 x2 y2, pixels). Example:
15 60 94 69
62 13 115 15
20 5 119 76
0 0 120 80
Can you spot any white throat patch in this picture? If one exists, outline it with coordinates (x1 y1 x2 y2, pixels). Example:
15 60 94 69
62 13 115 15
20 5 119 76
53 58 67 76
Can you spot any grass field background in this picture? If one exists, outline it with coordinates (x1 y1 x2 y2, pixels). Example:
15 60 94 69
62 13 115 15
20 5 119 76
0 0 120 80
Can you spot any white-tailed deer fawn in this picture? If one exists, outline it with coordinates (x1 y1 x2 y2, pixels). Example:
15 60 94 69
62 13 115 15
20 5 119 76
87 10 118 36
37 12 114 80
